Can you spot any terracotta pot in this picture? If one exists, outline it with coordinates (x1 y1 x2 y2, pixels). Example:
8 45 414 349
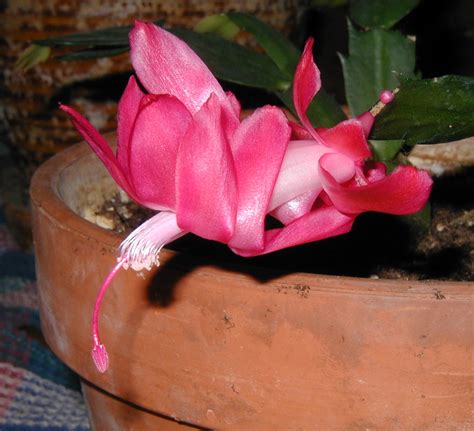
31 142 472 430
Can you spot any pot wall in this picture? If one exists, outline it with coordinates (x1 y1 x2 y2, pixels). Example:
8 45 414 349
81 380 198 430
31 143 473 430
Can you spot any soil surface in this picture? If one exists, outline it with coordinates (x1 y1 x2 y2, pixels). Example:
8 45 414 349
91 169 473 281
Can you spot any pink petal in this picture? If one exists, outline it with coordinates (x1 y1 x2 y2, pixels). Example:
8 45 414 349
221 91 242 143
270 147 356 225
127 94 192 210
175 94 237 243
59 103 137 200
226 91 241 119
365 162 387 183
232 205 354 257
293 38 326 145
270 190 319 225
320 154 433 215
130 21 227 115
319 119 372 161
117 76 144 177
290 122 329 141
289 121 313 140
269 141 355 211
293 39 320 122
269 141 325 210
228 106 290 251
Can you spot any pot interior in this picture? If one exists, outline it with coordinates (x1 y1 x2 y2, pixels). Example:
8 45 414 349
57 151 124 222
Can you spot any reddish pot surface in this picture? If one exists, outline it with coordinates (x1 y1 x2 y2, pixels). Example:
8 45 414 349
31 143 472 430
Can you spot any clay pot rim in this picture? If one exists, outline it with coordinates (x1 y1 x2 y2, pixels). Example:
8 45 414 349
30 142 473 297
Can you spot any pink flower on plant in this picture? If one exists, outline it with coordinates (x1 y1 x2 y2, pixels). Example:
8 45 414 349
61 22 432 373
265 39 433 239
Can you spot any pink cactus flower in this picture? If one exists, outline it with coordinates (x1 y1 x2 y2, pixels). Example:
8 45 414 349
265 39 433 240
61 22 432 373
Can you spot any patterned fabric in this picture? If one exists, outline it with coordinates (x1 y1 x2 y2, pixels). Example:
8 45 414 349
0 214 90 430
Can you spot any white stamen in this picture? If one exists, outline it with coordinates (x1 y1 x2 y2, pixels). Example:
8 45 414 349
119 211 186 271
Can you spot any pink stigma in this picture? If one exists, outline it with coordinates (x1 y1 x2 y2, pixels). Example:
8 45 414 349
379 90 394 104
92 343 109 374
89 211 185 373
91 257 126 373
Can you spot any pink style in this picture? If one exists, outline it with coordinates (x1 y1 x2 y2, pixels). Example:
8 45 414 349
61 21 432 372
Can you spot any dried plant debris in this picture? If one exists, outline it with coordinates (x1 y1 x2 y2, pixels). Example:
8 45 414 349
82 192 153 235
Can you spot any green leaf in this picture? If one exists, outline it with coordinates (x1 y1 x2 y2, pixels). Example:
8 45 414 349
171 28 291 91
307 90 347 127
369 139 404 161
226 12 301 78
401 202 431 236
340 21 416 116
277 88 346 127
350 0 421 29
36 23 291 91
57 47 129 61
222 13 345 125
371 75 474 145
35 25 135 47
194 15 239 40
15 45 51 71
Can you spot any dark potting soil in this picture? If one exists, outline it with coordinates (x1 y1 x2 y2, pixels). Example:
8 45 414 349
93 169 473 282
